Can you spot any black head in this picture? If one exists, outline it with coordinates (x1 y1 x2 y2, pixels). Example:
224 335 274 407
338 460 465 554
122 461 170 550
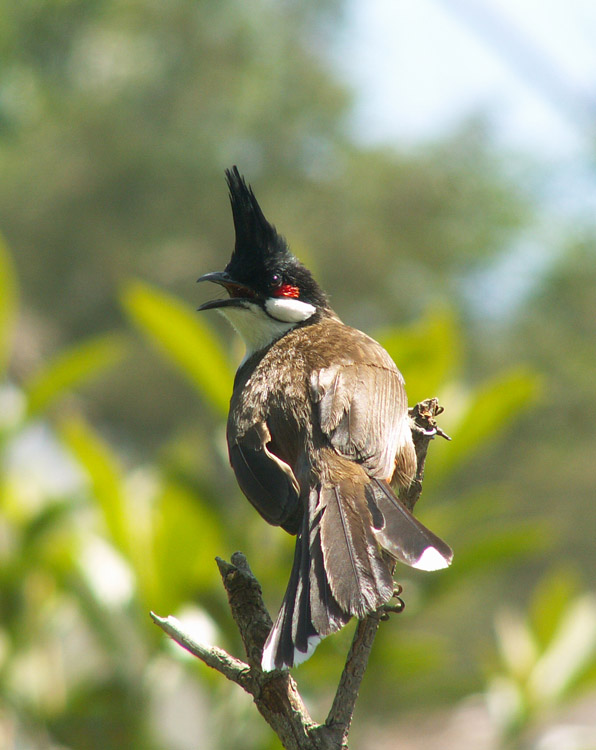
198 167 329 312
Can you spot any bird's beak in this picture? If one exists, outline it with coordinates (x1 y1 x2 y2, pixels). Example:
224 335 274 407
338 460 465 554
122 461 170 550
197 271 231 286
197 271 257 311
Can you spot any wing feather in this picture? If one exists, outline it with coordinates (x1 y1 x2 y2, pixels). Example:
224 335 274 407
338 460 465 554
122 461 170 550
228 421 301 533
311 352 412 481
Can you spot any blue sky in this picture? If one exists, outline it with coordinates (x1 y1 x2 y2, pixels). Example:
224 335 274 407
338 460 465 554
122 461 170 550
337 0 596 158
334 0 596 317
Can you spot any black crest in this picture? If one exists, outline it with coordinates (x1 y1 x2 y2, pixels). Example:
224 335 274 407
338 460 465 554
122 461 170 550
225 167 291 276
224 167 329 309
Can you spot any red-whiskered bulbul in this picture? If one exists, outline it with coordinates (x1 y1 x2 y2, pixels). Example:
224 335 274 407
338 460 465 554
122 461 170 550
198 167 453 671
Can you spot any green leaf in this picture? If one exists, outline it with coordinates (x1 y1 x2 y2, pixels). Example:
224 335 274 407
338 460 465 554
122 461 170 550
529 566 581 649
429 367 542 480
486 675 528 738
21 499 79 551
0 233 19 374
528 593 596 705
152 481 224 612
494 609 538 682
24 334 127 417
378 307 462 403
121 280 233 416
59 415 129 554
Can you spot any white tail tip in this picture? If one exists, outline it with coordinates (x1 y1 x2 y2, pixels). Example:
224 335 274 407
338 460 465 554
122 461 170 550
413 546 452 571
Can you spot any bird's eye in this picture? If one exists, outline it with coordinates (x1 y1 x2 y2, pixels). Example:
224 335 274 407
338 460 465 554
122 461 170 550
269 272 300 299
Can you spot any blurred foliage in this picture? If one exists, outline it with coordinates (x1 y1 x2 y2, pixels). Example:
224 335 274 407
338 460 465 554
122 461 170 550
0 0 529 448
486 569 596 747
121 280 234 417
0 234 17 373
0 1 595 748
0 225 582 748
24 334 127 418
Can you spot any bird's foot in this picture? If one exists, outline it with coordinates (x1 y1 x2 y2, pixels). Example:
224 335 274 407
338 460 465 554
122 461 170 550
379 584 405 621
409 398 451 441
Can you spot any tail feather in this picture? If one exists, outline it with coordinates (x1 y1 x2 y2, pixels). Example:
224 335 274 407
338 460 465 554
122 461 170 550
262 479 393 671
262 515 316 671
367 479 453 570
261 475 452 671
309 525 350 636
292 514 314 653
319 482 393 617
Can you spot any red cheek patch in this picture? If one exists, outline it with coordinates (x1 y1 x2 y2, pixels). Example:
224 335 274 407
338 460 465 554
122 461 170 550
275 284 300 299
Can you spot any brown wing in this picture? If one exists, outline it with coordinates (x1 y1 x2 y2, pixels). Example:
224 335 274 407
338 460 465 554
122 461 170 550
309 331 414 482
227 420 302 534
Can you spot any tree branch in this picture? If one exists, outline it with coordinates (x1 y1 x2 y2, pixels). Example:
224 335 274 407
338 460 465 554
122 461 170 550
152 398 447 749
149 612 251 687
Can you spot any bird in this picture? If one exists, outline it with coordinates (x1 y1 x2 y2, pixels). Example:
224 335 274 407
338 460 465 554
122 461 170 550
197 167 453 671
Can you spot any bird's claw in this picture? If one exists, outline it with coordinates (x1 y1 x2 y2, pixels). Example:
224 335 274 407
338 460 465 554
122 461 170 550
408 398 451 441
379 585 405 620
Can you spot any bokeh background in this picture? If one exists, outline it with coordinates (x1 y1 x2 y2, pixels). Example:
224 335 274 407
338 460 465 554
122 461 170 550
1 1 596 748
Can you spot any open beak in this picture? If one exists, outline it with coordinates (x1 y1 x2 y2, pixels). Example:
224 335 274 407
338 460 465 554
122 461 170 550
197 271 257 311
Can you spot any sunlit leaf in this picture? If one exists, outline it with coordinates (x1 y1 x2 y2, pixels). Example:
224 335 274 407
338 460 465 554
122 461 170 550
378 307 462 403
21 499 79 551
529 593 596 705
59 415 129 554
573 658 596 694
429 367 542 480
529 566 581 649
0 233 18 374
494 608 538 682
24 334 127 417
486 674 527 738
152 481 224 612
121 280 233 416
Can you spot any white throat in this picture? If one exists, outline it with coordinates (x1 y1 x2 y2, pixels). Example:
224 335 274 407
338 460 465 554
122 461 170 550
218 297 316 362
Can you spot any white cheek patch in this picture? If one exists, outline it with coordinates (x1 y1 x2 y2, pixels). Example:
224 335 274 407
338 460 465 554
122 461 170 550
265 297 316 323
